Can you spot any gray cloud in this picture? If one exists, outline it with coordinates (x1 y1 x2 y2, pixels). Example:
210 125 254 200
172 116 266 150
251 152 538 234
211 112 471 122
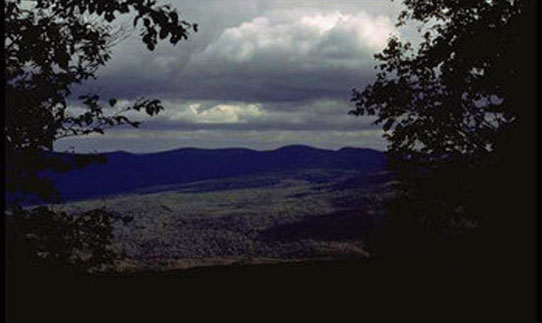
66 1 410 152
82 97 379 131
54 128 387 153
56 97 385 153
86 4 401 100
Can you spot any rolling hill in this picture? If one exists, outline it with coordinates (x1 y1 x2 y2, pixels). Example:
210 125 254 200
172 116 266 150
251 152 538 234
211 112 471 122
44 145 388 202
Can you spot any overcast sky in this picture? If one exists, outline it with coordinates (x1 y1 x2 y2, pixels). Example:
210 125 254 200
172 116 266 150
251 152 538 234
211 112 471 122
55 0 414 153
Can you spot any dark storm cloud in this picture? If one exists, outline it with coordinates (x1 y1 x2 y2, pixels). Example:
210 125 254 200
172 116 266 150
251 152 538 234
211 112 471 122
63 1 411 152
88 98 379 132
79 1 403 100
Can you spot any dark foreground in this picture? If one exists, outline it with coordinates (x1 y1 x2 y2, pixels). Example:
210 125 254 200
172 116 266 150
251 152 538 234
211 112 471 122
7 251 536 323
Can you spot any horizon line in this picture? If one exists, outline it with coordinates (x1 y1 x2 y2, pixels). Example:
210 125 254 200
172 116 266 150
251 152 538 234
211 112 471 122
53 144 387 155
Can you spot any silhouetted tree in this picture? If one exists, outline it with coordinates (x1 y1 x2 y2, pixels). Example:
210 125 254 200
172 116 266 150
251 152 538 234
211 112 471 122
5 0 196 271
7 206 133 271
5 0 197 206
350 0 535 235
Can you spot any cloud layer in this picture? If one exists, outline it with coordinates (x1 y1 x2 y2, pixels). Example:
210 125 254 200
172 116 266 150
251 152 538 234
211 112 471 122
61 1 408 153
199 11 394 68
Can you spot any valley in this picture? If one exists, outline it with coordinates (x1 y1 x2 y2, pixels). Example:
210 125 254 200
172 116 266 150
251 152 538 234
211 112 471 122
56 168 393 272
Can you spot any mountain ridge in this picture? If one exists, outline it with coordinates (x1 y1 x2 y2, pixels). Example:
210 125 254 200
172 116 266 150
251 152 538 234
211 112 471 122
42 145 388 203
53 144 383 156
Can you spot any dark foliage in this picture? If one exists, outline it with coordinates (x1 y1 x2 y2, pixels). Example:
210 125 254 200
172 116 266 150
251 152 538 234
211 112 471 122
4 0 196 277
5 0 196 206
6 206 133 271
350 0 536 235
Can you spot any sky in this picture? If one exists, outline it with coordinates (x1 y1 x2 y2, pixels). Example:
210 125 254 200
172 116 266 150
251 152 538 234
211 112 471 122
54 0 414 153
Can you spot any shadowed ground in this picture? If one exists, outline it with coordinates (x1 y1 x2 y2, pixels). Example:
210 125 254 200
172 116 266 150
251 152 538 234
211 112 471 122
7 170 535 322
7 253 535 323
52 169 390 271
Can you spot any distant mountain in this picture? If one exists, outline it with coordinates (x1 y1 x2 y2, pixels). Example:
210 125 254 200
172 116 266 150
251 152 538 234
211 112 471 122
41 145 387 202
